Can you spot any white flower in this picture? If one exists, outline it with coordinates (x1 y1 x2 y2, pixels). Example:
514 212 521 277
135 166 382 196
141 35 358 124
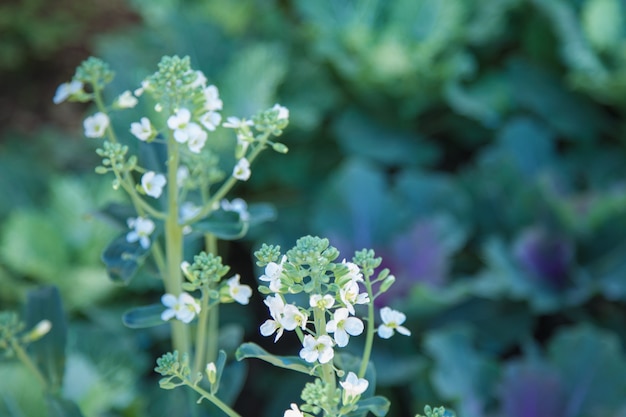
340 372 369 404
116 90 138 108
272 103 289 120
204 85 223 111
53 80 83 104
326 307 364 347
299 335 334 364
186 124 208 153
342 260 363 282
200 111 222 131
191 70 207 89
260 294 286 342
233 158 251 181
141 171 166 198
134 80 150 97
284 403 304 417
130 117 154 141
83 112 109 138
259 255 287 293
126 216 155 249
179 201 200 222
221 198 249 221
339 280 370 315
309 294 335 310
168 108 191 131
177 165 190 187
227 274 253 305
161 292 201 323
223 116 253 129
377 307 411 339
280 304 308 331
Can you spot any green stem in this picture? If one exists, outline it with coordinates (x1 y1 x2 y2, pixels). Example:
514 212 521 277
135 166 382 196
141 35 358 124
193 288 211 376
313 307 336 394
358 274 376 378
185 381 242 417
185 135 269 225
11 340 48 390
204 234 219 365
164 132 190 356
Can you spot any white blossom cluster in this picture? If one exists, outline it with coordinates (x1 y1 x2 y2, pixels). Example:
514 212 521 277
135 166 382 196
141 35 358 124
258 257 410 368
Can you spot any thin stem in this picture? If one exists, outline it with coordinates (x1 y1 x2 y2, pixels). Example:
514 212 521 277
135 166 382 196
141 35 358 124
358 273 376 378
184 381 242 417
204 233 220 365
11 340 48 390
164 131 190 356
193 288 211 376
313 307 336 394
185 136 269 225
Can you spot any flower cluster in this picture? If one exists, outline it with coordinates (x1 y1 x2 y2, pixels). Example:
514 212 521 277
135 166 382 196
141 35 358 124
256 237 410 363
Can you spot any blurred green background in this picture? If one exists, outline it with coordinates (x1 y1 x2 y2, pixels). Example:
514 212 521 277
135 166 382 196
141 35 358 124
2 0 626 416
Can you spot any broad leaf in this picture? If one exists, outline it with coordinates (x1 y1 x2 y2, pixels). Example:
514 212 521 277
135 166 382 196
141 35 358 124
193 211 246 240
46 395 85 417
24 286 68 391
101 234 151 284
122 304 165 328
348 396 390 417
235 342 314 375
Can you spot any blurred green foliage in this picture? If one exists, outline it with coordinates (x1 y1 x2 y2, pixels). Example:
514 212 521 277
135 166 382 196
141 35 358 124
3 0 626 416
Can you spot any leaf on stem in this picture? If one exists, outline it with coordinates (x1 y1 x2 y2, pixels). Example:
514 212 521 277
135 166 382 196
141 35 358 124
235 342 315 375
122 304 166 328
101 234 150 283
24 286 68 391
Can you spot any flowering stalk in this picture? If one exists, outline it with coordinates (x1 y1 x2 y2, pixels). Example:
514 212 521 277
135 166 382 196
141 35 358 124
358 270 376 378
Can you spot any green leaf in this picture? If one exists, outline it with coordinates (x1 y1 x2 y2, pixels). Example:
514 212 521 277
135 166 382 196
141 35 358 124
548 325 626 416
24 286 68 391
235 342 314 375
248 203 277 226
347 396 390 417
193 211 246 240
122 304 165 328
212 350 228 394
424 325 498 417
101 234 150 284
45 395 85 417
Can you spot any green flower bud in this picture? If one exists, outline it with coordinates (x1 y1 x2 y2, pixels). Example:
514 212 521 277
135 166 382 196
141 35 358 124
379 275 396 293
272 142 289 154
206 362 217 385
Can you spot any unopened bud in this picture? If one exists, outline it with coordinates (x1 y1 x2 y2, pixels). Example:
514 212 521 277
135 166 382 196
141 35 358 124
271 142 289 154
23 320 52 343
206 362 217 385
380 275 395 293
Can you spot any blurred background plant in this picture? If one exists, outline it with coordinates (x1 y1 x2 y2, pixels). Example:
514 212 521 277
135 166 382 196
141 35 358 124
2 0 626 416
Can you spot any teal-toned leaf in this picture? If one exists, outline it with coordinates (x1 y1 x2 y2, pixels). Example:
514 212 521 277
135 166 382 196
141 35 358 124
424 325 498 417
548 325 626 416
248 203 277 226
101 234 150 284
93 203 136 229
46 395 85 417
235 342 314 375
212 350 228 394
193 211 246 240
122 304 165 328
347 396 390 417
24 286 68 391
491 117 555 178
215 360 247 406
332 109 439 167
